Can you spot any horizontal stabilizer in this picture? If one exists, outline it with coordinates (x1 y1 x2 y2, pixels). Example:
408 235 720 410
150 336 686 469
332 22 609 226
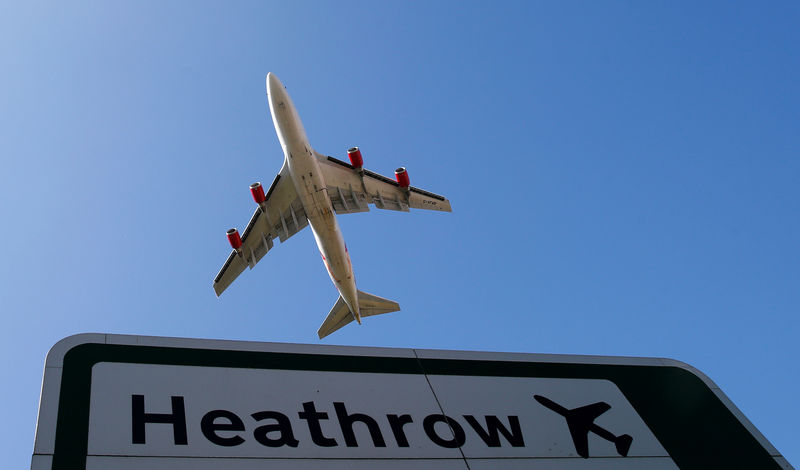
357 290 400 318
317 290 400 339
318 296 353 339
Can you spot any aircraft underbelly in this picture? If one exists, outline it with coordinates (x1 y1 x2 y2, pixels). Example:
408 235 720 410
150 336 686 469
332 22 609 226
287 141 358 310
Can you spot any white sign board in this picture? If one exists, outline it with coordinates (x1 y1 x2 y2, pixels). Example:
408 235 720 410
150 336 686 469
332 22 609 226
32 334 791 469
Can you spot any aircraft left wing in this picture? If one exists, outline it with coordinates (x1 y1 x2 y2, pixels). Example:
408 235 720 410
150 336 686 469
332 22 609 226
316 153 452 214
213 163 308 296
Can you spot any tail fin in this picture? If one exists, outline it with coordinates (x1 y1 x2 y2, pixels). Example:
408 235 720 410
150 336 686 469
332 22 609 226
317 290 400 339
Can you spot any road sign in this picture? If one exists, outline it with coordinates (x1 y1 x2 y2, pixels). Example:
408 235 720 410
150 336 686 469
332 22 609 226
32 334 791 469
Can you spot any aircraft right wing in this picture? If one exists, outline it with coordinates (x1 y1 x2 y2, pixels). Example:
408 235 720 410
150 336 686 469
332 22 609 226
316 153 452 214
213 163 308 296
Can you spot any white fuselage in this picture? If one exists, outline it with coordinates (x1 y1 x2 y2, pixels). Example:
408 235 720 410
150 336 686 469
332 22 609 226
266 73 360 321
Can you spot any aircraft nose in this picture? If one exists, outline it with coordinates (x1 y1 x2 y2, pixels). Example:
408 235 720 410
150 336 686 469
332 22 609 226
266 72 282 96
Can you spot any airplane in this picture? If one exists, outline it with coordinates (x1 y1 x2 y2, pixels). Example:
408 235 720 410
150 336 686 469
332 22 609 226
533 394 633 459
213 73 451 339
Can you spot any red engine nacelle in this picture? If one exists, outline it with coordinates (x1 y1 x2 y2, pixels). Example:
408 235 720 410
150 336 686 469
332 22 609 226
347 147 363 168
395 167 410 188
250 182 266 204
226 228 243 250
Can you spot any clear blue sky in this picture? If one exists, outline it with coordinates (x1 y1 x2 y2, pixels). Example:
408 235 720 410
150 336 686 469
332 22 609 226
2 1 798 467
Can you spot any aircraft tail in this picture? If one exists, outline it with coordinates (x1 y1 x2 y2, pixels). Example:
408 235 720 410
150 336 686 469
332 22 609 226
356 290 401 318
318 290 400 339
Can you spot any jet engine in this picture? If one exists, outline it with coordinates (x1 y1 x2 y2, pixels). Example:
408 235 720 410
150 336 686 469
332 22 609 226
227 228 242 251
395 167 410 187
250 182 266 204
347 147 363 168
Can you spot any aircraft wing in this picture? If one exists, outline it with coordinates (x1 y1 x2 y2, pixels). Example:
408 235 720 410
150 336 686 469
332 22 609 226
213 163 308 296
317 154 452 214
566 401 611 458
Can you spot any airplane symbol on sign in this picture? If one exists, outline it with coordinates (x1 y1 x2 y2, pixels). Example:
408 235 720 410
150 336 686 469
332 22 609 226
533 394 633 459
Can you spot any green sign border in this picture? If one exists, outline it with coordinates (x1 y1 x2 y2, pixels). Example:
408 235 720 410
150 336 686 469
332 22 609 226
51 342 778 469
